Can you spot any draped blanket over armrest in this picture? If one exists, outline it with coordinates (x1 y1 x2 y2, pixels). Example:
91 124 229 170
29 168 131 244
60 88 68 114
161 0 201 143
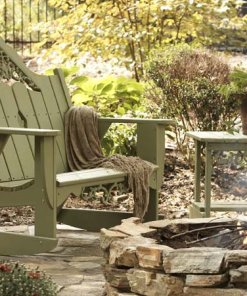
65 106 155 219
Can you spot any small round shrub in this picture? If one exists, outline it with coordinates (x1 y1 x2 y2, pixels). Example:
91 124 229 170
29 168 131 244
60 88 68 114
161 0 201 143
0 260 57 296
145 44 239 148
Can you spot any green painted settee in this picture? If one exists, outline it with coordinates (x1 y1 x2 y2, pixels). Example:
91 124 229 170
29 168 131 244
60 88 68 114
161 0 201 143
0 38 175 255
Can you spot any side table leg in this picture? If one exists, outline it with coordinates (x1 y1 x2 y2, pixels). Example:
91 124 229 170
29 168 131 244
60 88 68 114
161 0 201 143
194 140 202 202
205 144 212 217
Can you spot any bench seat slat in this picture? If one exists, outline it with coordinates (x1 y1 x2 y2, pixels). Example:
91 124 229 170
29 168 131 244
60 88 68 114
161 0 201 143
57 168 126 187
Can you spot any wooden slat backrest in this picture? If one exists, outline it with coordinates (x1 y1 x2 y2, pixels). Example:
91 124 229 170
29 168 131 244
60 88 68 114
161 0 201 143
33 74 69 172
0 38 71 182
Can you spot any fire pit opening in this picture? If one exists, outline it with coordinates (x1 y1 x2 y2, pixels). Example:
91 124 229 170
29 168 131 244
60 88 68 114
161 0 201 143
101 217 247 296
143 219 247 250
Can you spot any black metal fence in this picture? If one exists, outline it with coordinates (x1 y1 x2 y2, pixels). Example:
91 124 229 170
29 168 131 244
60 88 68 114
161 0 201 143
0 0 58 54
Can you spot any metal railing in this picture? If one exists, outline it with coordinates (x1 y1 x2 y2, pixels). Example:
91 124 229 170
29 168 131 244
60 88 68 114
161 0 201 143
0 0 58 54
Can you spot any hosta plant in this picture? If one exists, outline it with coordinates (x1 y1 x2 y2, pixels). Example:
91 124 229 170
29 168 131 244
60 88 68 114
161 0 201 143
69 75 148 156
70 75 144 116
0 260 57 296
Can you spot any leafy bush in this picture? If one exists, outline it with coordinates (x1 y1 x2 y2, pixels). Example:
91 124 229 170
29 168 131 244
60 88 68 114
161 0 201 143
0 260 57 296
101 124 137 156
220 68 247 98
145 44 239 148
70 76 144 116
56 69 150 155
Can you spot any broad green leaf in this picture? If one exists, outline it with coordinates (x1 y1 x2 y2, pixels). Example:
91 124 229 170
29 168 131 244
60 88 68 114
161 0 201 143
61 66 79 77
117 106 126 115
70 76 89 85
72 93 92 105
100 83 114 94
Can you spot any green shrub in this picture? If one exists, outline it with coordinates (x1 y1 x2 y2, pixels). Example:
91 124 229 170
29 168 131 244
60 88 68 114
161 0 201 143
101 124 137 156
220 68 247 98
0 260 57 296
145 44 239 148
54 69 151 156
70 75 148 155
70 75 144 116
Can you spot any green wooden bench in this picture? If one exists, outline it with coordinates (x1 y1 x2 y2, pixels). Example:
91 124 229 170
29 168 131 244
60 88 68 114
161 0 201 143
0 38 175 255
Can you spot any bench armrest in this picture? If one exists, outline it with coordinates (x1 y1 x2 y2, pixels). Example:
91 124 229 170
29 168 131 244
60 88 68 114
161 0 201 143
0 127 60 155
99 117 175 126
98 117 175 188
0 127 60 136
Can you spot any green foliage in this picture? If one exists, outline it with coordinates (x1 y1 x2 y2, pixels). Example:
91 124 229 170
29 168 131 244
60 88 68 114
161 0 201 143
220 68 247 98
70 74 147 155
145 44 239 148
33 0 245 81
70 75 145 116
0 260 57 296
58 69 149 155
101 124 137 156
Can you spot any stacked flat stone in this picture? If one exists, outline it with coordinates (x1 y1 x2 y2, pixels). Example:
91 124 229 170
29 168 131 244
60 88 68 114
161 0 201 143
100 217 247 296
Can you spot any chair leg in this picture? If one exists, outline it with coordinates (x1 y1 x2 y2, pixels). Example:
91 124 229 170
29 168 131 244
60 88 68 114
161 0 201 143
189 205 204 218
35 198 56 238
144 188 158 222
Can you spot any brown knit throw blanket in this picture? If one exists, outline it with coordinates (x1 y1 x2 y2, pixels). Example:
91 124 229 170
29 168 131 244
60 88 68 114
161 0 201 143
65 106 154 219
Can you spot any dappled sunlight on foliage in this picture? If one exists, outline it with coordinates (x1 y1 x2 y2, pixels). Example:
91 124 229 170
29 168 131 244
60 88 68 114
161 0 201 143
32 0 247 81
70 76 145 116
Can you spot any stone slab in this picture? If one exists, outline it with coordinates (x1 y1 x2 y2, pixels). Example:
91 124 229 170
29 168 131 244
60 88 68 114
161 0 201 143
59 281 104 296
109 236 155 267
0 227 105 295
100 228 128 251
127 268 184 296
136 244 173 270
144 217 236 229
225 250 247 265
110 217 156 236
103 264 130 289
104 283 137 296
183 287 247 296
163 247 226 274
0 225 29 233
186 273 228 287
230 265 247 286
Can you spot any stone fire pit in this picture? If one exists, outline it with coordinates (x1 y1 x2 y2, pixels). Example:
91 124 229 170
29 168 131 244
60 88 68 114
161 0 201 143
100 217 247 296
